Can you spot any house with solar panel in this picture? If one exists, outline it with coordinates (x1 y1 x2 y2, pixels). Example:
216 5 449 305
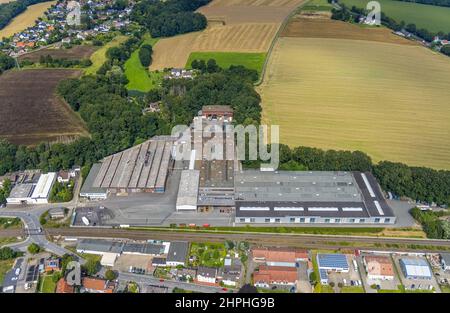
317 254 349 284
399 258 432 280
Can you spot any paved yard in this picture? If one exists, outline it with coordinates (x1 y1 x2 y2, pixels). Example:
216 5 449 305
113 254 153 273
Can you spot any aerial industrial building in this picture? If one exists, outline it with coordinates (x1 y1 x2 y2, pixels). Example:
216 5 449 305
399 258 432 280
317 254 349 284
6 172 56 204
234 170 396 225
363 255 395 280
88 136 175 195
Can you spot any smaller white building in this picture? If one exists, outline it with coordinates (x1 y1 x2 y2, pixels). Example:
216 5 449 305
31 173 56 204
197 267 217 284
6 172 56 204
176 170 199 211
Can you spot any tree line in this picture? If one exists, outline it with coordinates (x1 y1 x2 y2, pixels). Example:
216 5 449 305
18 54 93 68
0 0 51 30
130 0 210 37
410 207 450 239
138 44 153 67
0 52 15 74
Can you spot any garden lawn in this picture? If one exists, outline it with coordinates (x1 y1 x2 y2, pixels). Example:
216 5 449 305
189 242 227 268
39 275 57 293
125 35 161 92
186 52 266 75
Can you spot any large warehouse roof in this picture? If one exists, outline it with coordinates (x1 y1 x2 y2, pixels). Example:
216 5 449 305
400 258 432 278
235 171 394 219
92 137 174 190
235 171 362 202
31 172 56 199
176 170 200 210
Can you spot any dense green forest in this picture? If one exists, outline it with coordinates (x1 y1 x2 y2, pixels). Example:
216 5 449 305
0 0 52 30
138 44 153 67
0 52 15 74
131 0 210 37
332 4 450 42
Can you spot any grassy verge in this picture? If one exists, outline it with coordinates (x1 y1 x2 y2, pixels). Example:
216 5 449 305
0 259 14 285
39 274 57 293
0 237 20 246
0 217 22 230
257 287 290 293
186 52 267 75
340 286 365 293
440 285 450 293
124 35 162 92
302 0 333 11
85 35 128 75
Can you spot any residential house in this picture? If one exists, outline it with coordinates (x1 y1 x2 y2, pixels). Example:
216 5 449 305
82 277 116 293
252 247 309 267
197 266 218 284
217 258 242 287
56 278 75 293
44 258 61 272
253 266 298 288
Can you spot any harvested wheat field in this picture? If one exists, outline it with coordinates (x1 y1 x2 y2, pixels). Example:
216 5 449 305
0 1 56 39
259 36 450 169
150 0 305 70
0 69 89 146
282 17 418 46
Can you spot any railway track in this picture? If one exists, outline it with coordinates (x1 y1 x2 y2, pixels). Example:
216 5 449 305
2 227 449 252
43 227 450 252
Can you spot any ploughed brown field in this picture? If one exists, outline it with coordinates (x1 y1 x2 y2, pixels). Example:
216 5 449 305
18 45 97 62
0 69 89 146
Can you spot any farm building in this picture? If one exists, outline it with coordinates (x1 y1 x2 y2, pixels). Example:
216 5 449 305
201 105 233 122
176 170 200 211
6 172 56 204
399 258 432 280
91 136 175 195
252 247 309 267
235 170 396 225
317 254 349 284
253 266 298 288
363 255 395 280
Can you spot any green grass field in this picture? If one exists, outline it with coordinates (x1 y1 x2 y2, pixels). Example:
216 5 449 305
39 275 57 293
302 0 333 11
186 52 267 75
124 35 162 92
84 35 128 75
0 259 14 285
341 286 365 293
340 0 450 33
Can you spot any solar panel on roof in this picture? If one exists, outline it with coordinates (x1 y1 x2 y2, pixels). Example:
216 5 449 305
317 254 349 270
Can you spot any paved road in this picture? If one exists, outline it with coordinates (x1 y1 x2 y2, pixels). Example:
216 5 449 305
118 272 229 293
0 211 84 262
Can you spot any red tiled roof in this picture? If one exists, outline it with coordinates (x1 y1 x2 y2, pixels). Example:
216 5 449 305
56 278 75 293
82 277 114 293
364 255 394 277
252 247 308 263
253 266 298 284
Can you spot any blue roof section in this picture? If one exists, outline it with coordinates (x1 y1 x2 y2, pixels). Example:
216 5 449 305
317 254 349 270
319 269 328 281
400 258 428 266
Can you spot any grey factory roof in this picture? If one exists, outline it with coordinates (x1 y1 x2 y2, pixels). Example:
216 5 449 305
92 137 173 189
235 171 394 218
76 239 124 254
79 163 107 195
176 170 199 208
167 241 189 263
235 170 362 203
122 242 165 255
8 183 35 199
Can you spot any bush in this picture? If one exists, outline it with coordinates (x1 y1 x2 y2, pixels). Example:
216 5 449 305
104 269 116 281
28 243 42 254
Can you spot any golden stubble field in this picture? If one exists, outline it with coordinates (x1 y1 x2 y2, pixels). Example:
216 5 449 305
150 0 305 70
0 1 56 39
259 32 450 169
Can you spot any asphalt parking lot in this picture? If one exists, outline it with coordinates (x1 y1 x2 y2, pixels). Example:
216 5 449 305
2 258 23 292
